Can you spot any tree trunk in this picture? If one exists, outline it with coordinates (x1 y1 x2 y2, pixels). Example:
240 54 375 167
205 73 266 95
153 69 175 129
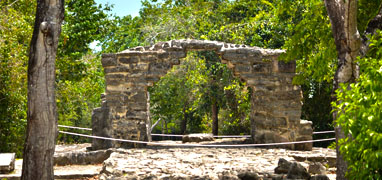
21 0 64 180
211 102 218 135
180 105 188 135
324 0 360 179
161 117 164 140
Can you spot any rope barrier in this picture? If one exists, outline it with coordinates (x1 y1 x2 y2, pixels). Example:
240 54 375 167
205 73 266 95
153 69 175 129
58 130 335 147
151 134 183 137
58 124 336 137
313 130 335 134
58 125 92 131
151 134 251 138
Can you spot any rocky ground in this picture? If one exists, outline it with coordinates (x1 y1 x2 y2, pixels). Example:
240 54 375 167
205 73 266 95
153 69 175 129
100 139 337 180
1 138 337 180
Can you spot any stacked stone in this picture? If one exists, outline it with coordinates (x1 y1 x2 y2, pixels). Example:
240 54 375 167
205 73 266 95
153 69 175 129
92 39 312 150
218 45 308 150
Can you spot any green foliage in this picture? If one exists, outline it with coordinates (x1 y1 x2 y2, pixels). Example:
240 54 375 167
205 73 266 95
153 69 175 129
0 0 35 157
56 54 104 143
109 0 337 136
279 0 337 83
55 0 110 143
59 0 112 58
333 31 382 179
0 0 110 155
220 82 251 135
100 15 144 53
149 51 251 135
149 52 208 134
357 0 382 34
301 81 333 147
134 0 257 135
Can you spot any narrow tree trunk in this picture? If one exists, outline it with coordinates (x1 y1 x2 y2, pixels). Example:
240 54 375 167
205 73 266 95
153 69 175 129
146 91 151 141
21 0 64 179
324 0 360 179
161 117 164 140
211 102 218 135
164 119 168 134
180 105 188 135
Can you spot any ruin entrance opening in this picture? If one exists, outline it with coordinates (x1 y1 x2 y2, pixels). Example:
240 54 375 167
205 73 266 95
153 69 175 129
91 39 313 150
148 50 252 140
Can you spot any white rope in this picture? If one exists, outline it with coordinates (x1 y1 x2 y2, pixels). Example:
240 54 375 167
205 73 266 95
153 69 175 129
58 125 92 131
58 124 335 136
151 133 183 137
214 135 251 138
151 134 251 138
59 130 335 147
313 130 335 134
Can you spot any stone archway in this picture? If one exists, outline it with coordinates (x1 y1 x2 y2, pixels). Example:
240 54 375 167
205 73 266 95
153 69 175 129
91 39 312 150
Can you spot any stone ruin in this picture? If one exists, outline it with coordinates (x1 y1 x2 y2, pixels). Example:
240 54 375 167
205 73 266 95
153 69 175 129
91 39 313 151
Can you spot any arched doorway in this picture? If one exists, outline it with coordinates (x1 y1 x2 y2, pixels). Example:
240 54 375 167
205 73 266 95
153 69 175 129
91 39 312 150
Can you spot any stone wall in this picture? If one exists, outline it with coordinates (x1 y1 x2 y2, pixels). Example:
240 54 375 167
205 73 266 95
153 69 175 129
91 39 312 150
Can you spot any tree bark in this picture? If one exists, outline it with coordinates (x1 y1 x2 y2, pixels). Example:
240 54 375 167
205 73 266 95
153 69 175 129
21 0 64 180
211 102 218 135
324 0 360 179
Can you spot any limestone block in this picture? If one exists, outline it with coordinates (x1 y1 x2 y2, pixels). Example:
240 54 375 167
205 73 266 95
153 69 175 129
237 171 260 180
54 149 112 166
310 175 330 180
308 162 326 175
130 62 149 71
274 158 292 174
182 133 215 143
259 117 287 129
129 91 147 102
126 110 148 120
103 66 130 74
294 120 313 151
119 56 139 64
105 79 124 86
168 51 186 59
252 62 271 73
0 153 15 174
294 136 313 151
299 126 314 136
222 51 249 62
105 74 126 81
184 39 222 50
91 104 112 150
272 60 296 73
286 162 311 179
145 76 160 82
140 55 159 62
235 64 252 73
271 109 301 118
105 99 124 107
253 130 289 144
126 102 147 111
157 52 169 59
101 54 117 67
149 62 172 72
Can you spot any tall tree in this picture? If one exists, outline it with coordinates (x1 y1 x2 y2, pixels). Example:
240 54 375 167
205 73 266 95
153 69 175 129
324 0 366 179
21 0 64 179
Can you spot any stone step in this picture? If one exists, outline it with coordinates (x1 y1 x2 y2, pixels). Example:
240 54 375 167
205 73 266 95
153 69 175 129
0 153 15 174
0 160 102 180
